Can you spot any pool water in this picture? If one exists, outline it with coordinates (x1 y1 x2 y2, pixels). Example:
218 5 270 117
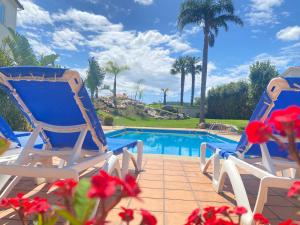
107 129 237 157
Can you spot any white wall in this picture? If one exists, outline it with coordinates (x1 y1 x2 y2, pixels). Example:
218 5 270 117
0 0 18 43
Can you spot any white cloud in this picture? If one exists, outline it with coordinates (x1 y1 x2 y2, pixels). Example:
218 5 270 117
245 0 283 26
28 38 55 56
52 28 86 51
52 8 123 32
134 0 153 6
18 0 53 27
276 26 300 41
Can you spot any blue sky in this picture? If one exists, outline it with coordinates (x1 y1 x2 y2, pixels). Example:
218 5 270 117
16 0 300 103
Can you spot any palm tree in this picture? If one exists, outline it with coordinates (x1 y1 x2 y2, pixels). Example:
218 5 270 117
186 56 202 106
170 56 188 106
86 57 105 100
161 88 169 105
105 61 129 108
4 28 58 66
178 0 243 124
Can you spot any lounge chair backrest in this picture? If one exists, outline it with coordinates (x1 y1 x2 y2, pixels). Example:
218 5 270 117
0 115 20 146
236 75 300 158
0 67 107 151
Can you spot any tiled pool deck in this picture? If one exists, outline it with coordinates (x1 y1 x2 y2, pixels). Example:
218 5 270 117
0 154 299 224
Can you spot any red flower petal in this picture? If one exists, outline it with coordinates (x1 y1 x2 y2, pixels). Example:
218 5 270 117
246 121 272 144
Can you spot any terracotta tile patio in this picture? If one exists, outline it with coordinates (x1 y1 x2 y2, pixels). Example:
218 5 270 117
0 155 299 224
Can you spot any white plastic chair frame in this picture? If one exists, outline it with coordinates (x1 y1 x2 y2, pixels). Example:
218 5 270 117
199 77 300 225
0 69 143 199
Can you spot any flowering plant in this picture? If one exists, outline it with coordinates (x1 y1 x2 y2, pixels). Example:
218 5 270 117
1 171 157 225
245 105 300 165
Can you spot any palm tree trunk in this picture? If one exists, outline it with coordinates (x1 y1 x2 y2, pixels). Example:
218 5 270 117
191 72 195 106
180 70 185 106
163 92 167 105
113 74 117 108
95 87 99 99
199 31 209 124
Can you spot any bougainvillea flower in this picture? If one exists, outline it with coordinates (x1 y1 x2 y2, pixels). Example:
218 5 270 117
184 208 201 225
203 206 217 222
246 121 272 143
121 174 141 198
52 179 78 197
269 106 300 137
216 206 230 214
288 181 300 197
88 170 121 199
233 206 247 216
278 219 297 225
119 207 134 222
253 213 270 224
27 197 50 215
140 209 157 225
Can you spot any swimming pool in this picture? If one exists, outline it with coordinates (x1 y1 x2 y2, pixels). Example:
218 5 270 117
106 128 237 157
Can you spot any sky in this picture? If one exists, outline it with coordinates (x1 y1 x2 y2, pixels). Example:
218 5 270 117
16 0 300 103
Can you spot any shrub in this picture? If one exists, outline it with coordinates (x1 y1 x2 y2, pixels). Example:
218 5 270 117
103 115 114 126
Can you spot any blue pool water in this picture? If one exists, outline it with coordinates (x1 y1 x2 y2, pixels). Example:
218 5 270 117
107 129 237 157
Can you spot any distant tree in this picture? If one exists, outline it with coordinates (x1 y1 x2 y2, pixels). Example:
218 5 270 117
207 81 250 119
249 61 279 109
4 28 59 66
186 56 202 106
105 61 129 108
161 88 169 105
86 57 105 100
0 44 14 67
134 79 145 101
170 56 188 106
178 0 243 124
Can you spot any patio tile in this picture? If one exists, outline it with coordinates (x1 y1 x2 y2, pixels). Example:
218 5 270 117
164 181 192 191
164 175 187 182
165 189 195 200
144 169 164 175
164 170 185 176
130 198 164 212
190 182 214 191
165 212 189 225
268 206 300 220
140 188 164 199
194 191 230 203
140 173 164 181
139 180 163 189
164 199 198 213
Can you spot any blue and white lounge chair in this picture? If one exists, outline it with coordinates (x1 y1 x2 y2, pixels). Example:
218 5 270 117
200 67 300 225
0 66 143 199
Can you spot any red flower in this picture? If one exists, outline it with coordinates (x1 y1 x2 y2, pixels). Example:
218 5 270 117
185 208 201 225
288 181 300 197
203 206 216 222
246 121 272 144
119 207 134 223
27 197 50 215
269 106 300 137
88 170 121 199
121 174 141 198
233 206 247 216
52 179 78 197
253 213 269 224
216 206 230 214
140 209 157 225
279 219 297 225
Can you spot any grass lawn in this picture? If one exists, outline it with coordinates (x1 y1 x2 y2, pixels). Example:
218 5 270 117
114 116 248 131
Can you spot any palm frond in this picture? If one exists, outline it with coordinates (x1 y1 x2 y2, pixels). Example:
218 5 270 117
39 54 59 66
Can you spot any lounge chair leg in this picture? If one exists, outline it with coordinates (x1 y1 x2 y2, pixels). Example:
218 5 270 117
121 148 130 178
200 143 213 173
137 140 143 171
103 155 121 178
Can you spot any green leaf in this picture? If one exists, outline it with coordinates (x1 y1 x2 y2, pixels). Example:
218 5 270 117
55 208 81 225
44 216 59 225
73 178 96 223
